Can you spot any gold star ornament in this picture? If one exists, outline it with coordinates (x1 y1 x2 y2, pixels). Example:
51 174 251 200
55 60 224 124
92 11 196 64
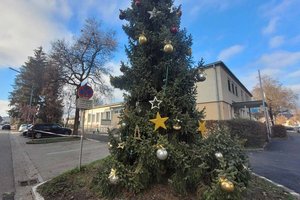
198 121 208 138
149 112 169 131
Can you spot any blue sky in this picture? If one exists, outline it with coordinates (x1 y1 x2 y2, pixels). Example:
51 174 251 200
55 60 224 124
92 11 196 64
1 0 300 116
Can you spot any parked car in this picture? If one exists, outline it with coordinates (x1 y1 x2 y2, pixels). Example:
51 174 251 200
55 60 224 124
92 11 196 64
27 123 72 139
19 124 32 132
1 124 11 130
22 125 33 136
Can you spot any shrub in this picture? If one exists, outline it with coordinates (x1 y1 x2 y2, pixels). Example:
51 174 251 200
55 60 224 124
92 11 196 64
206 119 268 148
272 125 287 138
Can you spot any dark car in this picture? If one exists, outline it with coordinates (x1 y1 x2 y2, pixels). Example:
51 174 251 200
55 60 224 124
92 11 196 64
27 123 72 139
1 124 11 130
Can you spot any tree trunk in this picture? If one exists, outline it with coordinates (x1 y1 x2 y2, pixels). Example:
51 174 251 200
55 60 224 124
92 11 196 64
73 107 80 135
73 87 80 135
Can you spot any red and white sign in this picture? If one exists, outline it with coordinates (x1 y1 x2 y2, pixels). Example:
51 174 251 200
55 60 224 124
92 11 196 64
78 84 93 99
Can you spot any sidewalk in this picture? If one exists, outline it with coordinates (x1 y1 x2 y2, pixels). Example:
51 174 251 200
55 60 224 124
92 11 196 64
9 131 110 199
248 131 300 194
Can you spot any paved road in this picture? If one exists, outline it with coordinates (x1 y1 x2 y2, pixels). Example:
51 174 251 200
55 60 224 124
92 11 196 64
15 133 110 181
0 130 15 199
249 131 300 193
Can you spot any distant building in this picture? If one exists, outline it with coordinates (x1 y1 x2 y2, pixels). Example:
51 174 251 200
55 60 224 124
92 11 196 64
83 102 123 133
195 61 263 120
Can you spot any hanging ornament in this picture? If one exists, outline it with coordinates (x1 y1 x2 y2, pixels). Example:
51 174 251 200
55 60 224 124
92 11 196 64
163 42 174 53
135 0 141 7
117 142 125 149
170 26 178 34
119 9 126 20
147 7 161 19
219 178 235 192
138 34 147 45
108 142 113 149
156 147 168 160
149 112 169 131
169 6 176 13
215 152 223 159
187 48 192 56
149 96 162 109
198 120 208 138
108 168 119 184
173 118 182 130
134 125 142 140
135 101 142 113
176 5 182 17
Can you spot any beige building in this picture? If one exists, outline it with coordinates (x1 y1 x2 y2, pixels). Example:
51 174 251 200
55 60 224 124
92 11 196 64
196 61 254 120
83 61 259 131
83 102 123 133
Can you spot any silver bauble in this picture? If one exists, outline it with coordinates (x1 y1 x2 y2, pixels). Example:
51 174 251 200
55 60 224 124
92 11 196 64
109 175 119 184
196 73 206 82
156 148 168 160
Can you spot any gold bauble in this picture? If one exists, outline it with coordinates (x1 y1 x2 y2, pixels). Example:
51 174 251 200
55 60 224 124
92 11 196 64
164 43 174 53
188 48 192 56
138 34 147 45
173 123 181 130
220 180 234 192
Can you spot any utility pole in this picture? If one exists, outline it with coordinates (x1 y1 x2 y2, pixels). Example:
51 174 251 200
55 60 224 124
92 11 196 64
258 70 271 139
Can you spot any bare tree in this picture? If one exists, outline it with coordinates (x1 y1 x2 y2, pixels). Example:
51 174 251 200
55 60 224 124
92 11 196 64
50 19 117 134
252 75 298 124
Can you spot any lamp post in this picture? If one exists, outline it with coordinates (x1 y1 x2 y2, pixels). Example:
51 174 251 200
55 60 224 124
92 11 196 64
9 67 34 125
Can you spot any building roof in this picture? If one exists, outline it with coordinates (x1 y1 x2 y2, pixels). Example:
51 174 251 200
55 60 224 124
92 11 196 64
203 61 253 97
91 102 124 110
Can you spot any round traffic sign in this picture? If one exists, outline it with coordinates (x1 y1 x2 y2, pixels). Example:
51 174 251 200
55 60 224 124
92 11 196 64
78 84 93 99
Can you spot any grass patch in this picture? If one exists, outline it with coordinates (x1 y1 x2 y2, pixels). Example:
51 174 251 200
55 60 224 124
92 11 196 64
26 136 80 144
37 156 297 200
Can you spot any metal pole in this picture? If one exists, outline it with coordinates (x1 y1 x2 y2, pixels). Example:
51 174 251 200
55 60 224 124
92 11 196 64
79 109 85 170
258 70 271 139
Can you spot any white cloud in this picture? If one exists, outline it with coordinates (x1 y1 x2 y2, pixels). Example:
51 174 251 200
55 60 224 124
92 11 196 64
257 51 300 69
269 35 285 48
286 84 300 107
217 45 244 61
287 70 300 78
0 0 71 68
262 17 279 35
0 100 9 117
177 0 241 15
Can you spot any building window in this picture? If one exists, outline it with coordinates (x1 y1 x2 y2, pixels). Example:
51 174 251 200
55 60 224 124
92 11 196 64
235 86 238 96
101 111 111 120
232 83 235 94
96 113 100 122
92 114 95 122
241 90 244 101
87 114 91 123
228 80 231 91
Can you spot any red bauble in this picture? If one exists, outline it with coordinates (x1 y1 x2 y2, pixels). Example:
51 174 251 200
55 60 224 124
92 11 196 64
135 0 141 7
170 26 178 34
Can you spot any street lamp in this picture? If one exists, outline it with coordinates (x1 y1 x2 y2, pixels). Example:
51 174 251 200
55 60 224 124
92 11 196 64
9 67 34 125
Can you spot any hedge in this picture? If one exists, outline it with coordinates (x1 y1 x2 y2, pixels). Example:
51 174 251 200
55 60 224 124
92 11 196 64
271 125 287 138
206 119 268 148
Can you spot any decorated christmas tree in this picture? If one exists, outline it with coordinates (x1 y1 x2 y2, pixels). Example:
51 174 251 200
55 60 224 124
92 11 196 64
95 0 250 199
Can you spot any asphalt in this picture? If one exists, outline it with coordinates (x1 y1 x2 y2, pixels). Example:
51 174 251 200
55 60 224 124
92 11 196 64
0 130 15 199
248 131 300 194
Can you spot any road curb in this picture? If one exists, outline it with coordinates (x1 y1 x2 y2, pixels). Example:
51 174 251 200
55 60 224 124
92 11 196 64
252 172 300 199
32 180 49 200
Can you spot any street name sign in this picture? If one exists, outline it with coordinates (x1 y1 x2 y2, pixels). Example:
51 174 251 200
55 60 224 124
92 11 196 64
76 98 93 109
